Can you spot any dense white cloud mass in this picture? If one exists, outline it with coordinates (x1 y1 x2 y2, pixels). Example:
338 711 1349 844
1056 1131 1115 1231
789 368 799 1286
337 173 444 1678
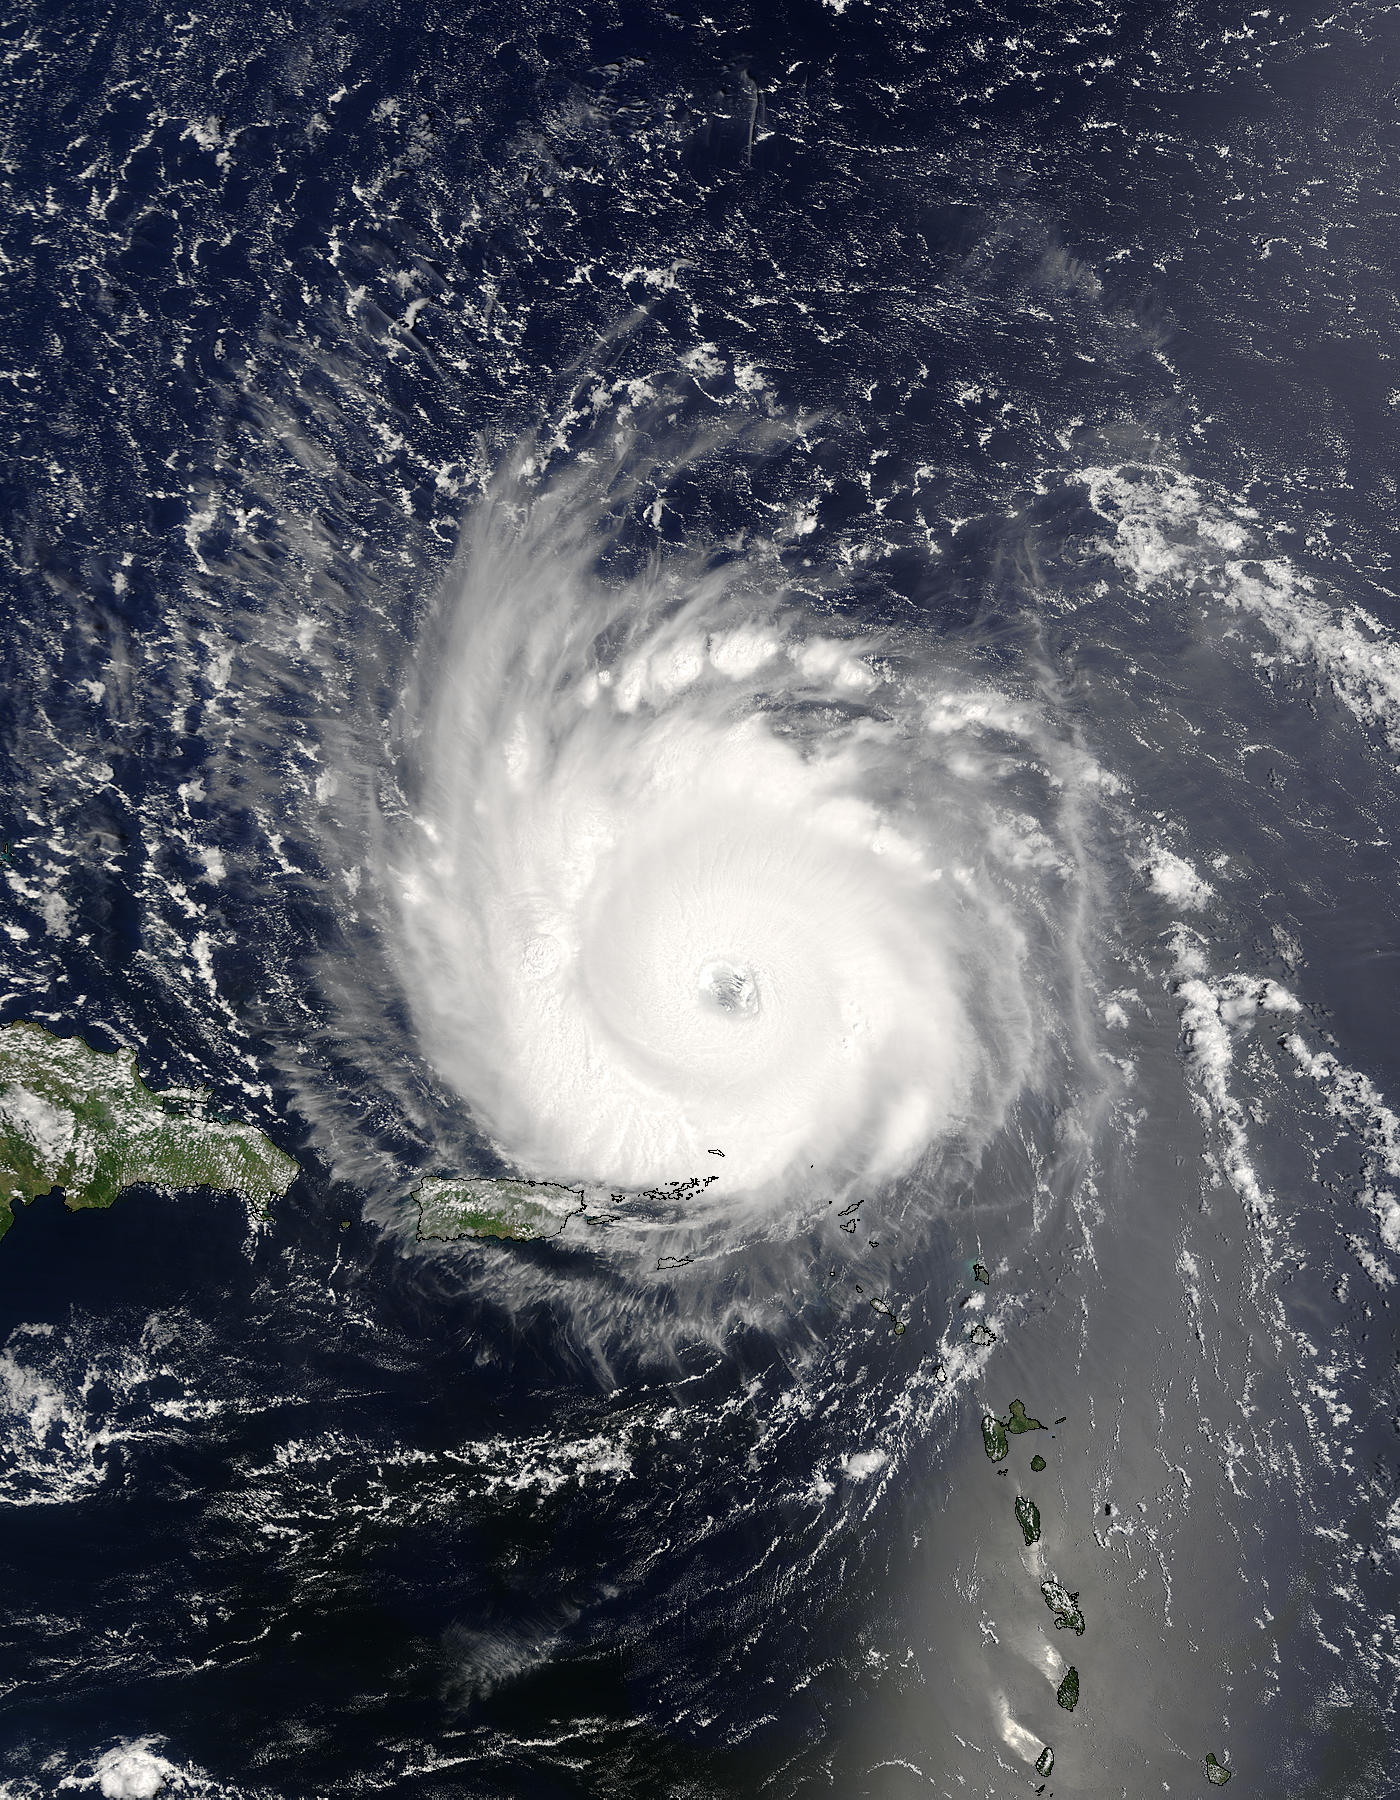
388 448 1090 1218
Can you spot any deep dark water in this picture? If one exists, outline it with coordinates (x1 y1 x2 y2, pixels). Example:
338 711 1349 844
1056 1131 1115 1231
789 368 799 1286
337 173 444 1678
3 0 1400 1795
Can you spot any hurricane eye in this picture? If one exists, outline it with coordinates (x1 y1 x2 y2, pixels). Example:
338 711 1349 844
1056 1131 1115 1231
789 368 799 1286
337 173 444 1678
697 959 761 1018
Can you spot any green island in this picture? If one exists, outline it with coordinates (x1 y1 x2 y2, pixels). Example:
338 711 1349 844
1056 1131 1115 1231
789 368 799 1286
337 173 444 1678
1204 1753 1232 1786
983 1400 1048 1462
1056 1666 1080 1711
972 1260 990 1285
1016 1495 1041 1545
1042 1578 1086 1636
0 1020 298 1238
412 1175 584 1242
413 1167 729 1244
867 1294 906 1335
1035 1746 1054 1777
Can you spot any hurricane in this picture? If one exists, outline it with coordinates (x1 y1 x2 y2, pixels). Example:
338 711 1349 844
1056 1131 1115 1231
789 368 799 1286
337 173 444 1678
4 1 1400 1794
382 429 1087 1227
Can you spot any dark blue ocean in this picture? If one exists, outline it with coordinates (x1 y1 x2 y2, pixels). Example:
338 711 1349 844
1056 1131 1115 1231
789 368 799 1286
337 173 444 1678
2 1 1399 1795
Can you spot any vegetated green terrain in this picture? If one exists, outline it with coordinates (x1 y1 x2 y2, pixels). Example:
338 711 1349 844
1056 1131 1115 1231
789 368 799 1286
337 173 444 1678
413 1175 584 1242
0 1021 297 1238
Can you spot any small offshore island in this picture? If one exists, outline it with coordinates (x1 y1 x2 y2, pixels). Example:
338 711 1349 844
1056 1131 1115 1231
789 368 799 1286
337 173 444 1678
0 1021 298 1240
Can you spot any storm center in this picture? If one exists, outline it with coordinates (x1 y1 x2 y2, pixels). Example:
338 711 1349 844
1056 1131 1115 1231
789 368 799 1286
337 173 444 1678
697 959 761 1018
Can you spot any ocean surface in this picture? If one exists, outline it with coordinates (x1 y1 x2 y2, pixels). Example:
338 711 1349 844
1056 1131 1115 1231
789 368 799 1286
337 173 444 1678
2 1 1399 1795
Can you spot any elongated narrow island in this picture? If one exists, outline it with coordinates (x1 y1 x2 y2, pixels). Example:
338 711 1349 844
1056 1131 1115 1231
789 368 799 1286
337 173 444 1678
0 1021 298 1239
1041 1578 1086 1635
413 1175 584 1242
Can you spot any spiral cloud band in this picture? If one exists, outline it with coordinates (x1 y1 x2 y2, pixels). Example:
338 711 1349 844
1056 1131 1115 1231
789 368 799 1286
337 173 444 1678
392 454 1070 1217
